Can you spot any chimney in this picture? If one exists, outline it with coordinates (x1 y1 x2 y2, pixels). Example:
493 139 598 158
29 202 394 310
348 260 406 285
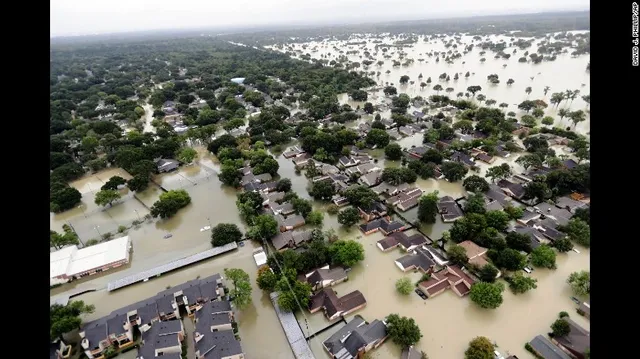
194 332 204 343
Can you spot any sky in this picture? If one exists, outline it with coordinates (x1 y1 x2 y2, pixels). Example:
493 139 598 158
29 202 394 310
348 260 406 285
50 0 590 37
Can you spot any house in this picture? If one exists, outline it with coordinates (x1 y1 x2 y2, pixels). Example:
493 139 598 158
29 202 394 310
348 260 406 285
80 318 111 359
359 217 406 235
261 191 285 206
346 163 380 176
292 153 312 167
271 230 314 251
106 312 135 349
156 159 180 173
197 274 225 303
412 111 425 121
274 214 306 232
323 316 388 359
350 146 368 156
485 185 513 209
513 226 546 249
339 156 360 168
555 196 588 214
358 171 383 187
137 320 185 359
240 172 272 186
155 292 180 321
448 151 476 167
269 202 296 216
533 203 572 226
528 335 572 359
386 129 401 140
399 126 415 137
471 149 495 164
194 300 235 333
418 265 476 298
173 281 203 315
377 232 429 252
457 241 489 268
562 159 579 169
386 188 423 208
193 328 243 359
333 196 350 207
358 202 388 222
578 301 590 319
299 265 348 291
407 146 428 159
397 196 420 212
283 146 305 159
437 196 464 222
309 288 367 321
515 167 553 182
394 247 437 273
551 318 590 359
497 179 526 200
372 182 411 196
401 346 423 359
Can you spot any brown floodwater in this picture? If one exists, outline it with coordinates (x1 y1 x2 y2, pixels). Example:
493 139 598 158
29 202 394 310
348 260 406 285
52 32 590 359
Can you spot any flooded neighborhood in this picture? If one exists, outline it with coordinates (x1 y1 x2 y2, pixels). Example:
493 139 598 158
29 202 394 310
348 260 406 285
51 8 590 359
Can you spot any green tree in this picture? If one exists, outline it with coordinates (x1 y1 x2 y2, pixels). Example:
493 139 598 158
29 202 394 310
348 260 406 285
385 143 403 160
329 240 365 267
50 300 95 342
464 336 495 359
101 176 126 191
558 219 590 247
507 272 538 294
551 319 571 337
292 198 313 218
94 189 121 207
464 193 486 214
440 162 468 182
256 266 279 291
127 174 150 192
395 277 413 295
211 223 243 247
337 207 361 227
385 314 423 347
485 163 512 182
417 191 439 224
308 180 336 201
530 245 557 269
150 189 191 218
50 186 82 213
463 175 489 193
503 205 523 220
469 282 504 309
541 116 555 126
478 264 499 282
224 268 252 309
485 211 510 231
488 248 526 271
366 128 391 148
567 270 590 296
277 275 312 312
177 147 198 164
447 245 469 266
505 232 532 253
50 227 80 249
247 215 279 240
553 237 574 252
306 211 324 226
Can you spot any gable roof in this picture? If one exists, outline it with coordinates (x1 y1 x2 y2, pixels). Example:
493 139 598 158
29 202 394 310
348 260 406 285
309 288 367 319
554 318 590 355
395 247 436 271
323 316 387 359
529 335 572 359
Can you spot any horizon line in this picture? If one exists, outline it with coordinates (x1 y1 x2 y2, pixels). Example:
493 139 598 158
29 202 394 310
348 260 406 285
50 8 590 39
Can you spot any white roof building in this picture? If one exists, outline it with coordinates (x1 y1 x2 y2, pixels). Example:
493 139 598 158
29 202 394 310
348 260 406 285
50 236 131 285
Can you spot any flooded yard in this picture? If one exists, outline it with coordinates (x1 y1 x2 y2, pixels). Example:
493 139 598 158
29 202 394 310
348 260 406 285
298 230 590 359
52 30 589 359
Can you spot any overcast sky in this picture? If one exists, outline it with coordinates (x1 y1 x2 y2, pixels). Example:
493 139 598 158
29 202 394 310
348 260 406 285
50 0 590 37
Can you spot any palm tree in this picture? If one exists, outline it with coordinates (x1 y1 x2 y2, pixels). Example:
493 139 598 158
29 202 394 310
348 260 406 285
581 94 590 109
485 99 497 107
543 86 550 96
476 94 486 104
569 110 586 128
457 92 464 98
569 89 580 105
525 87 532 97
420 82 427 90
499 102 509 109
446 87 455 96
558 108 569 122
433 84 443 94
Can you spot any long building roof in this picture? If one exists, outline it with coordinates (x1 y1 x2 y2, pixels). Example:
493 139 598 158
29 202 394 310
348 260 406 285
50 236 131 278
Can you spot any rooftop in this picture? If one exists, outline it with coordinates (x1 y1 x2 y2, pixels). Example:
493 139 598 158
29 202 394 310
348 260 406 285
51 236 131 280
